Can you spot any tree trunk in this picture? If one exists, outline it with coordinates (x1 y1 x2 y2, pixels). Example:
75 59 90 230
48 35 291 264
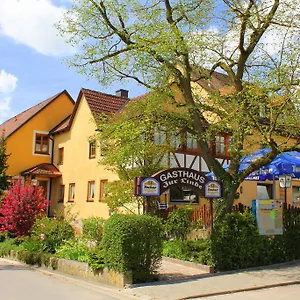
215 180 239 221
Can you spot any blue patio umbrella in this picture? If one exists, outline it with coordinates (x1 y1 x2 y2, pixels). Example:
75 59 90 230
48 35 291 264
207 149 300 181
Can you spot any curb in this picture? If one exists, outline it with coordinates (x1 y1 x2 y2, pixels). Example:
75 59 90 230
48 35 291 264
178 280 300 299
162 256 214 273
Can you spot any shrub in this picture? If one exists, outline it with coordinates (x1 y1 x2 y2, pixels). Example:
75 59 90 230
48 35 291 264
164 207 193 240
82 217 105 243
31 217 74 253
86 245 105 271
163 239 212 265
0 238 19 256
101 214 164 283
0 179 48 236
55 238 91 262
211 212 271 271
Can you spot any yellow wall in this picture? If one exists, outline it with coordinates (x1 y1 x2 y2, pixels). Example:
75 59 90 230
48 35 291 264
50 96 119 220
238 179 300 207
6 93 74 176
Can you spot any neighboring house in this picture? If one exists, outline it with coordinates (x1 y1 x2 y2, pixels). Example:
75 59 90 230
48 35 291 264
49 89 129 219
0 90 75 201
1 79 299 220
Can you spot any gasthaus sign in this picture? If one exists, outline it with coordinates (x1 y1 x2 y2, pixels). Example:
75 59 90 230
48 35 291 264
153 167 221 196
134 168 222 198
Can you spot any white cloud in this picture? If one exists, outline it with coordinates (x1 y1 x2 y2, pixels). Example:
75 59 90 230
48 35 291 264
0 70 18 124
0 0 75 57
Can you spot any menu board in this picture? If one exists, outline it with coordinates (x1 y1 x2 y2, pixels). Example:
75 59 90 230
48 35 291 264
256 200 283 235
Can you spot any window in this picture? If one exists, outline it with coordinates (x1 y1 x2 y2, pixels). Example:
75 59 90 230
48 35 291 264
215 136 225 155
58 185 65 203
89 141 96 159
212 135 231 158
186 133 198 150
154 127 166 145
257 184 272 199
100 179 108 200
35 133 49 154
170 134 181 149
68 183 75 201
293 186 300 206
87 181 95 201
58 147 64 165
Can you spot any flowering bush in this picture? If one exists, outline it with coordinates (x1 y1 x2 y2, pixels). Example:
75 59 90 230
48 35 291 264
0 179 48 236
31 217 74 253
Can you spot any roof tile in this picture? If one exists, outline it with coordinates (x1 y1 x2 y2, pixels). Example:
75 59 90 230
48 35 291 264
0 91 71 138
81 88 129 114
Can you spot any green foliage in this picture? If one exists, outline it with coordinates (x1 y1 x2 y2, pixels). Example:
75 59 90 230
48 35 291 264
105 180 144 214
20 237 42 252
211 212 271 271
101 214 164 282
86 245 105 271
0 238 19 256
164 207 193 240
269 211 300 263
163 239 212 266
0 232 8 243
15 250 51 267
82 217 105 243
30 217 74 253
55 238 90 262
58 0 300 219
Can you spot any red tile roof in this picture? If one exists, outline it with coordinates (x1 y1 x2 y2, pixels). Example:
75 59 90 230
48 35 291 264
52 88 129 134
20 163 62 177
50 116 71 134
82 88 129 114
0 90 74 138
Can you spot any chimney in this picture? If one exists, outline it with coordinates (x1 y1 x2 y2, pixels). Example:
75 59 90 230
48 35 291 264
116 89 129 98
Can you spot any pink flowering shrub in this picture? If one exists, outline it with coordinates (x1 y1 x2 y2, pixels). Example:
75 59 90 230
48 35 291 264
0 179 48 237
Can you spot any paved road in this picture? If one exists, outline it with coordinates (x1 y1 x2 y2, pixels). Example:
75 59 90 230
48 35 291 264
0 258 133 300
199 284 300 299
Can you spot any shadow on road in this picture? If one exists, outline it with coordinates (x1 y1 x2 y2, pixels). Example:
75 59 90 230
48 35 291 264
0 264 30 271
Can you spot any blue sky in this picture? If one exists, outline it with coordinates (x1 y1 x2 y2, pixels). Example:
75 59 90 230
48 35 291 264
0 0 146 124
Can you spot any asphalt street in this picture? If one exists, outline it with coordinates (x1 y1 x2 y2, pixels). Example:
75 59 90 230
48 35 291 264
0 258 133 300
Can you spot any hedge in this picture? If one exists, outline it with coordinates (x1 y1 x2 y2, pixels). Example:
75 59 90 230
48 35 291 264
101 214 164 283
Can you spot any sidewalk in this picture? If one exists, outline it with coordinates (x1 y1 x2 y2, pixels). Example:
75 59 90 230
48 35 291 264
123 260 300 300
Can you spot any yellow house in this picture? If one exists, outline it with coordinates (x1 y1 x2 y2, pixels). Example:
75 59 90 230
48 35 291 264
0 90 75 201
1 81 299 221
50 89 129 218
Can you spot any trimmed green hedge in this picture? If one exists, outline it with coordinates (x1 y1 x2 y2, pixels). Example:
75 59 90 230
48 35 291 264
211 212 270 271
101 214 164 283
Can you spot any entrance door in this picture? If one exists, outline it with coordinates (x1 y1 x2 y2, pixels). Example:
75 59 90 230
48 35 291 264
38 180 48 199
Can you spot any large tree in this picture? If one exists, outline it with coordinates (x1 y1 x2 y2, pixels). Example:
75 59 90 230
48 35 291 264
94 92 186 213
58 0 300 217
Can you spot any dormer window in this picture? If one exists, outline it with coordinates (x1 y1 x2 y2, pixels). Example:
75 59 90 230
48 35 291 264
35 133 49 155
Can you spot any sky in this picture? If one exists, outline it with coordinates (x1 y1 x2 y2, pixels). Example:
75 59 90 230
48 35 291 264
0 0 146 124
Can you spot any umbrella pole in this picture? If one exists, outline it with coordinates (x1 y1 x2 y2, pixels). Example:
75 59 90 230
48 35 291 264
272 175 276 199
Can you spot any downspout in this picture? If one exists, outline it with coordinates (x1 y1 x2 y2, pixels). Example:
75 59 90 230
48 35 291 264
47 134 54 217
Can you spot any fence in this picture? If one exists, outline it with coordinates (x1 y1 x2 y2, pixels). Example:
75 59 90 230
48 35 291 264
159 203 300 228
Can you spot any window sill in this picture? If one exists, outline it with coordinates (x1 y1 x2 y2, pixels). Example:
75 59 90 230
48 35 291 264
35 151 50 155
67 200 75 203
86 199 95 202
